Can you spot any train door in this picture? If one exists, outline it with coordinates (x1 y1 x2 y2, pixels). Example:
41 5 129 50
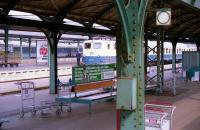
93 41 102 64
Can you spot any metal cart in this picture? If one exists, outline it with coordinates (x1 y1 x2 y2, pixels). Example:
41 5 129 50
56 79 72 115
17 81 36 118
145 100 176 130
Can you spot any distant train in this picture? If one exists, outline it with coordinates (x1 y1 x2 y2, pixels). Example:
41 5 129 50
0 41 83 59
82 40 197 65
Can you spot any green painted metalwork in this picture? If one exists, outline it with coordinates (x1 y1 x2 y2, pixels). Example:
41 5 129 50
115 0 148 129
72 64 116 84
48 31 59 94
172 41 177 95
156 28 164 93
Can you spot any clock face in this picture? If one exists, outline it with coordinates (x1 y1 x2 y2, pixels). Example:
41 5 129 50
156 10 171 25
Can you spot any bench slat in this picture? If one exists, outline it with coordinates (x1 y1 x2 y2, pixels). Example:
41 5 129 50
72 80 115 92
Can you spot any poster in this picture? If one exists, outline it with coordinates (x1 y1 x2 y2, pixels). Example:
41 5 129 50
36 41 48 63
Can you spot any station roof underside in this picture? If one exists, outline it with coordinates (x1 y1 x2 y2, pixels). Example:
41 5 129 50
0 0 200 44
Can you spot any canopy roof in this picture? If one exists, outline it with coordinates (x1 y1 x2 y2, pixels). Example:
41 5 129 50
0 0 200 43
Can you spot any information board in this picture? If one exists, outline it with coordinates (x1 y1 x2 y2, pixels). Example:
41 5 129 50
72 64 116 84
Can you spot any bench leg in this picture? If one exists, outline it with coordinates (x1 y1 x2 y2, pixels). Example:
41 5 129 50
60 103 63 112
89 103 92 114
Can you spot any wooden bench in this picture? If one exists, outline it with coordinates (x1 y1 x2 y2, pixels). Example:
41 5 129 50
55 80 116 113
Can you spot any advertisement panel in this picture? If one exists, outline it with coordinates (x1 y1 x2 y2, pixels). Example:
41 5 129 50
36 41 48 63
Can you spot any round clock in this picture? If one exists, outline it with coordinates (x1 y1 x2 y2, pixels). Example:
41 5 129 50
157 11 171 24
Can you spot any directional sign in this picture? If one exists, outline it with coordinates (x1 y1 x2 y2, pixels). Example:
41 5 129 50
72 64 116 84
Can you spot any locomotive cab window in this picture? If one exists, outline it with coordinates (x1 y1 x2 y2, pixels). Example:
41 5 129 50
107 44 110 49
85 43 91 49
93 42 102 49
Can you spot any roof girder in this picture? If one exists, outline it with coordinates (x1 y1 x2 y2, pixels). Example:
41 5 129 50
0 16 115 36
0 0 20 17
166 13 197 33
88 3 115 27
54 0 81 23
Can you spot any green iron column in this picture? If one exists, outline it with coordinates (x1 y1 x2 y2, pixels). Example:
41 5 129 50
156 28 164 93
115 0 148 130
20 37 23 60
144 36 148 79
172 41 177 95
156 29 161 93
160 30 164 90
46 31 60 94
28 37 31 59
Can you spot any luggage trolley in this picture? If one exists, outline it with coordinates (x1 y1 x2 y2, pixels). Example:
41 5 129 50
145 100 176 130
56 79 72 115
17 81 36 118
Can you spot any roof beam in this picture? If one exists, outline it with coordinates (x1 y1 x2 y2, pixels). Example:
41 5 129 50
181 0 200 9
182 23 200 37
166 13 196 33
0 17 115 36
89 3 115 26
169 18 200 39
0 0 20 17
54 0 81 23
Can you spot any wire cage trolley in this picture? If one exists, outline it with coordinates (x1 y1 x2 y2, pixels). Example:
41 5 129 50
56 79 72 115
17 81 36 118
145 100 176 130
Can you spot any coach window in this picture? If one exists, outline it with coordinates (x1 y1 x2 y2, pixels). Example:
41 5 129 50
85 43 91 49
93 42 102 49
107 44 110 49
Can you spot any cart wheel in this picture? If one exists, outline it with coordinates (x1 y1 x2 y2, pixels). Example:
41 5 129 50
56 109 61 116
40 111 45 116
32 109 37 116
67 107 72 112
20 112 24 118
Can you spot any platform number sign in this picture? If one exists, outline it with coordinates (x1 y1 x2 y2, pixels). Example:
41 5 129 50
156 8 171 26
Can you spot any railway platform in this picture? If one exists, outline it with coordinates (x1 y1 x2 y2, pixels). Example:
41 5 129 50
0 78 199 130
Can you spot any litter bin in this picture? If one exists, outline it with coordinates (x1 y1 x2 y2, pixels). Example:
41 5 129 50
145 100 176 130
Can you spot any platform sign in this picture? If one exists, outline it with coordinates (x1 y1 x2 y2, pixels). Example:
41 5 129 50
36 41 48 63
72 64 116 84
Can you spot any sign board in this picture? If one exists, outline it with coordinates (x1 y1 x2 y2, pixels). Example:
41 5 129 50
72 64 116 84
156 8 171 26
36 41 48 63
